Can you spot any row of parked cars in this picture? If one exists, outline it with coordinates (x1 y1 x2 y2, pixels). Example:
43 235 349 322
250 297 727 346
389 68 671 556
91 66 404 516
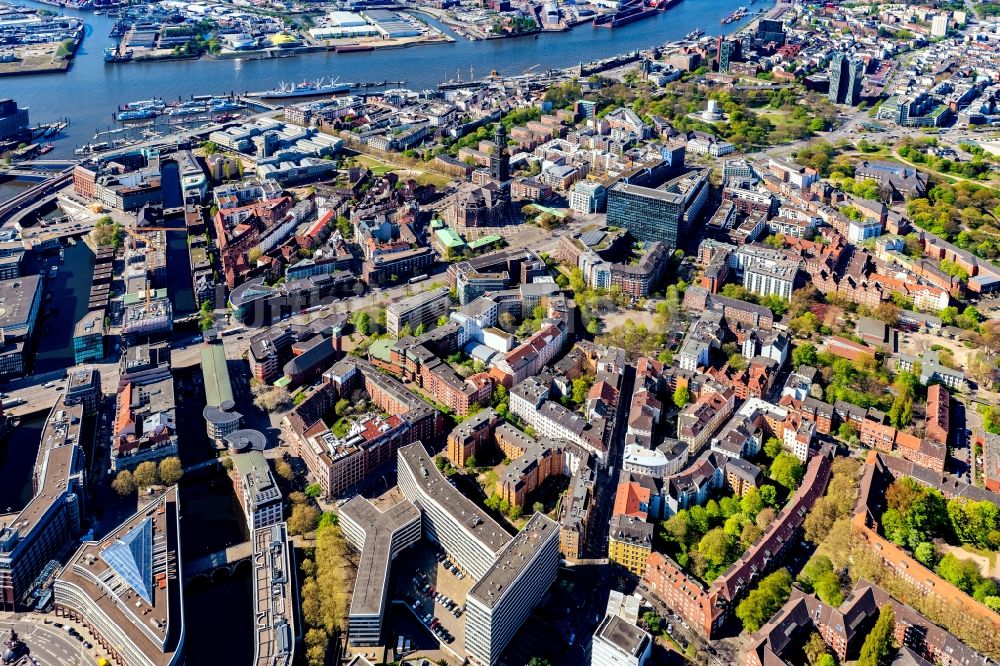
436 551 465 580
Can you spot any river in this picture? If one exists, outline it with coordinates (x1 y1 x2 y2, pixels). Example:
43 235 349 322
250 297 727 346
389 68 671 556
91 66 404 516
4 0 769 159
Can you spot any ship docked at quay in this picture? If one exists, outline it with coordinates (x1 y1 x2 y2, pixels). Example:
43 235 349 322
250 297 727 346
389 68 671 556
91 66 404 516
247 78 352 99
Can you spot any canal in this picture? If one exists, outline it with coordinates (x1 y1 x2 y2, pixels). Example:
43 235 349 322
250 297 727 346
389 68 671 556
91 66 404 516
5 0 771 159
30 239 96 374
0 411 46 514
178 468 254 666
160 160 198 316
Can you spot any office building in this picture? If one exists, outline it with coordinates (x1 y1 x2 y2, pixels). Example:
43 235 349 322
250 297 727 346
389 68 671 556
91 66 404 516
112 375 178 471
591 614 652 666
201 340 243 443
340 497 421 646
606 182 684 246
755 18 786 46
73 309 106 364
931 13 949 37
0 275 42 376
0 398 86 611
717 38 741 73
251 523 297 666
230 443 283 531
570 181 607 214
829 53 864 106
465 514 560 666
397 442 512 580
743 256 798 300
53 487 184 666
0 99 29 143
386 287 450 338
65 366 102 416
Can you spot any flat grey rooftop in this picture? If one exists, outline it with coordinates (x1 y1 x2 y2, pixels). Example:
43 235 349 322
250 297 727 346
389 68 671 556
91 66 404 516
398 443 512 553
467 513 557 610
597 614 650 656
341 496 420 617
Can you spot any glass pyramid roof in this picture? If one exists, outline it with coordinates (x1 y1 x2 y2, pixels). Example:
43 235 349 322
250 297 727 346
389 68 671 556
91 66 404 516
100 516 154 605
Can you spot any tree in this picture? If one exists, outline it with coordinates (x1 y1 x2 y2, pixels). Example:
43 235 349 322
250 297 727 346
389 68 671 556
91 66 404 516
673 384 690 409
914 541 936 567
157 457 183 485
790 312 820 337
275 460 294 482
465 455 478 469
248 247 263 264
793 343 818 368
814 570 844 606
532 501 545 514
736 569 793 633
764 437 783 459
289 500 321 536
254 386 292 413
697 528 736 569
858 604 895 666
352 311 371 336
936 553 982 594
571 377 591 405
741 487 765 520
498 312 517 332
873 301 900 327
415 323 427 336
660 513 689 545
771 453 805 490
804 631 830 665
756 507 776 529
134 461 159 488
112 470 136 496
305 483 322 499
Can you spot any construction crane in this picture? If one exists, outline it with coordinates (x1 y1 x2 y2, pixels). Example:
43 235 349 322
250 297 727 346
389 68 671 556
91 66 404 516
121 225 172 308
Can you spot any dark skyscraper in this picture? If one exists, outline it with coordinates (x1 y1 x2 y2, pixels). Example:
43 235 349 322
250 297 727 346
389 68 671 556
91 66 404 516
0 99 29 143
490 123 510 183
829 53 864 106
755 19 786 46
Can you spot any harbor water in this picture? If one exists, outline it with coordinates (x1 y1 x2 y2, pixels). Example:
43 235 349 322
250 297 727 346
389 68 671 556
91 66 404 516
4 0 770 158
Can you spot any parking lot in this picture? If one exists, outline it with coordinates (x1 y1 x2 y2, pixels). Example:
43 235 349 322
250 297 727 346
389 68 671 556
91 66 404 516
389 542 475 662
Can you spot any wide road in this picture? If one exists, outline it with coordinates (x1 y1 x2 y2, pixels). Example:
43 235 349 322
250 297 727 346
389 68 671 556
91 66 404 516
0 617 100 666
